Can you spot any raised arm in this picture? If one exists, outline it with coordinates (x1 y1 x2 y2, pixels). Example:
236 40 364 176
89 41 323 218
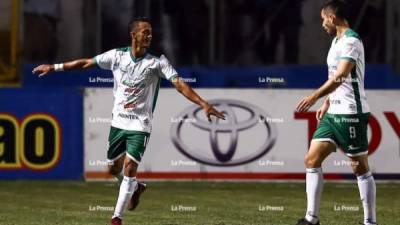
171 77 225 122
32 58 95 77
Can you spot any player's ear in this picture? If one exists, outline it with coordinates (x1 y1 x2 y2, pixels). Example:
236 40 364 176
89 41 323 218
329 13 336 24
130 31 135 40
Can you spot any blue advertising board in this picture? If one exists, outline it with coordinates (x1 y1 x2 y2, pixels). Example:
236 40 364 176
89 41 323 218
23 64 400 89
0 88 83 179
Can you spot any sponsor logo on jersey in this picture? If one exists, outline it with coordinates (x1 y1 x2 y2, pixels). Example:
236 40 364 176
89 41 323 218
124 87 141 96
330 99 341 105
142 68 156 76
143 118 150 126
124 102 137 109
122 79 135 87
117 113 138 120
348 145 361 151
111 53 122 70
349 104 356 111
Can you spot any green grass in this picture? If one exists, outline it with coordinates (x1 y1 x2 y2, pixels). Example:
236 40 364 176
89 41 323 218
0 181 399 225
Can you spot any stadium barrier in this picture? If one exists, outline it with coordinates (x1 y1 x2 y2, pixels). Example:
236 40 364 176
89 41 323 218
0 65 398 180
23 64 400 89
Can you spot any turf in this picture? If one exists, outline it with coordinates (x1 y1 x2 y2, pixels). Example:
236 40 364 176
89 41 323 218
0 181 398 225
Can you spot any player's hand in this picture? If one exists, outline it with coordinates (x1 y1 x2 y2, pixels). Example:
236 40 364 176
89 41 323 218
296 94 318 112
202 103 225 122
32 64 54 77
316 102 329 122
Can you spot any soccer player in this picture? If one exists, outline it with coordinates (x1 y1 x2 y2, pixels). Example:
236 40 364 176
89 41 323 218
33 17 225 225
294 1 377 225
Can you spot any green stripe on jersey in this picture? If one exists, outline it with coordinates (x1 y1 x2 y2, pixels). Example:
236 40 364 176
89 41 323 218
169 74 179 82
350 67 362 113
116 46 130 52
340 56 356 63
344 29 361 41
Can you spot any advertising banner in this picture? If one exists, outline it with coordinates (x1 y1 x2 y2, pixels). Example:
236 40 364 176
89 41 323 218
0 88 83 179
84 88 399 180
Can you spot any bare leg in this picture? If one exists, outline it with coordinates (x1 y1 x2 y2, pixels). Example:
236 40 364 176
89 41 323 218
304 141 336 168
108 154 125 182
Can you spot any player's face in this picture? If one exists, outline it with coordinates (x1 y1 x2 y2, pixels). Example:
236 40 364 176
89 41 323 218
321 10 336 36
133 22 153 49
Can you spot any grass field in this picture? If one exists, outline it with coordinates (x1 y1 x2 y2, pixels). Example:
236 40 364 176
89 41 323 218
0 181 399 225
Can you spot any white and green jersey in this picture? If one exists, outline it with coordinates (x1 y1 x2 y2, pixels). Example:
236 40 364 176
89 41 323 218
327 29 370 114
94 47 178 132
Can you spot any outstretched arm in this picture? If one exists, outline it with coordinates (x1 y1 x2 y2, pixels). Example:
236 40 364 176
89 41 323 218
171 77 225 122
296 60 355 112
32 58 95 77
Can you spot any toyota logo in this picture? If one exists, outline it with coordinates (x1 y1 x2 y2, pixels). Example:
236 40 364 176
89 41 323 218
170 99 277 166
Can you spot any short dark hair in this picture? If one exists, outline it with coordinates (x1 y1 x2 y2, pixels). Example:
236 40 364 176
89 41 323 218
129 17 151 32
322 0 349 20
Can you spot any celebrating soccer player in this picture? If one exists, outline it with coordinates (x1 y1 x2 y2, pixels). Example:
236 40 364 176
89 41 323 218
33 17 225 225
295 1 377 225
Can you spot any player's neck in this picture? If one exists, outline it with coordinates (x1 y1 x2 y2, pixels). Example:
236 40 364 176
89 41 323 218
131 44 147 59
336 25 350 39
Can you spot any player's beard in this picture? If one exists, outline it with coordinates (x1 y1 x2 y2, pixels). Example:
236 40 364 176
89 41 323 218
329 28 337 36
324 26 336 36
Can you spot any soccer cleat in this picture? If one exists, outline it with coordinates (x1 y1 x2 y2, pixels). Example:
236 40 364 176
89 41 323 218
111 217 122 225
127 182 147 211
294 218 320 225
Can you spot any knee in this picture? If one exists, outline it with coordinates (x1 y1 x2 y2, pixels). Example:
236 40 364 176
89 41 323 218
124 160 135 171
123 159 138 177
304 154 321 168
108 165 121 176
352 162 369 176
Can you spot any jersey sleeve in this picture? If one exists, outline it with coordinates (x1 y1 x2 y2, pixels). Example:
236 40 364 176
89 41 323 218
93 49 116 70
340 38 361 63
158 55 178 81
